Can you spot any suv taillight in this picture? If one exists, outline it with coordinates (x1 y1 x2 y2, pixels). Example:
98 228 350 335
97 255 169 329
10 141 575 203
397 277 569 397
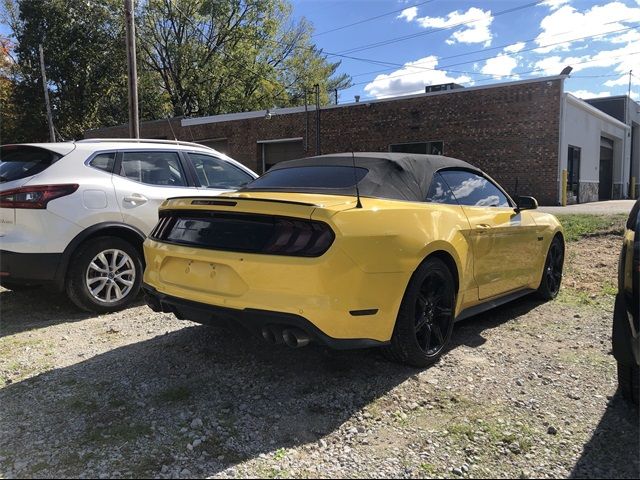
0 184 79 209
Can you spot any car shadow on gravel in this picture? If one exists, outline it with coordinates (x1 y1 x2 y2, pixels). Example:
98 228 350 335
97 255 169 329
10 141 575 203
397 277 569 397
570 396 639 479
450 295 544 350
0 289 145 337
0 324 419 478
0 295 572 478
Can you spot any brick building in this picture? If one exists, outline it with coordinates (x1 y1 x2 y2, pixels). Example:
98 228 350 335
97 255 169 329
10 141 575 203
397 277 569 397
86 75 637 205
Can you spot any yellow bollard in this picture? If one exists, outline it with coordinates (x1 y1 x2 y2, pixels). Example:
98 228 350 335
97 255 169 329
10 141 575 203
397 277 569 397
561 169 568 206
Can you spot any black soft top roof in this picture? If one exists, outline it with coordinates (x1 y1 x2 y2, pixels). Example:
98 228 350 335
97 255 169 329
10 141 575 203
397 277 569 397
243 152 479 202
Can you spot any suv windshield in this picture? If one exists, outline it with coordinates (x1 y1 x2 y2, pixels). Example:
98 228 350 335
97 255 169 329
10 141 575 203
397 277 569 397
0 146 62 183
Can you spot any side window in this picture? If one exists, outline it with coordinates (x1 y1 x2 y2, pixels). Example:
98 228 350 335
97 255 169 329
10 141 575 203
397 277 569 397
426 172 457 204
118 151 186 187
89 152 116 173
188 153 254 189
439 170 510 207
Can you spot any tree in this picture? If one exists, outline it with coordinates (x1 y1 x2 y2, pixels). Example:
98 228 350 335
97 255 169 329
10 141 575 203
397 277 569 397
3 0 170 141
138 0 351 117
0 36 17 143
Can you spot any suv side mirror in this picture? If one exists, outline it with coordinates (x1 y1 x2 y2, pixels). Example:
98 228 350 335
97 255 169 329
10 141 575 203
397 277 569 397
517 196 538 211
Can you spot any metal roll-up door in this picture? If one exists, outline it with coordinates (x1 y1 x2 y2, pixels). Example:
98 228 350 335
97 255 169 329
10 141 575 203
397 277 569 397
261 140 304 173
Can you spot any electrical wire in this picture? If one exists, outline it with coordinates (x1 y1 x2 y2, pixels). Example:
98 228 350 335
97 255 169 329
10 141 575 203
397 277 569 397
336 0 546 56
312 0 436 38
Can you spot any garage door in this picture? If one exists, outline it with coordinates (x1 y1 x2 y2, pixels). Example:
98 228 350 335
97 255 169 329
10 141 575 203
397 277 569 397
197 138 229 154
261 139 304 173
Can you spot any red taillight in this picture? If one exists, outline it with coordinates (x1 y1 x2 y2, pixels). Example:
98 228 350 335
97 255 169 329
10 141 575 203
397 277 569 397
0 184 79 209
262 218 334 256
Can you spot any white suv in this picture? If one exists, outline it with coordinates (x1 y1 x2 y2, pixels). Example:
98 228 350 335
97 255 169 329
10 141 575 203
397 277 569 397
0 139 257 312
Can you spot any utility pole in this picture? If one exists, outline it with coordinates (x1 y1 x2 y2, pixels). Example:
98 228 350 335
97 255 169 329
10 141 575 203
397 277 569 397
629 70 633 100
38 44 55 142
314 84 320 155
124 0 140 139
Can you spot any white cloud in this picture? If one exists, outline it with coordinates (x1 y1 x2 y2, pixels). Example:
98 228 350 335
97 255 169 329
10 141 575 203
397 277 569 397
569 90 612 99
533 35 640 77
604 72 640 88
403 7 494 47
481 54 519 79
535 2 640 53
504 42 526 53
397 7 418 22
541 0 571 10
363 56 472 99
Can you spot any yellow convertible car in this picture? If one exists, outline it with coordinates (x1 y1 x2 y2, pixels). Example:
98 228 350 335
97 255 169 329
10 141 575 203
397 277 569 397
143 153 564 367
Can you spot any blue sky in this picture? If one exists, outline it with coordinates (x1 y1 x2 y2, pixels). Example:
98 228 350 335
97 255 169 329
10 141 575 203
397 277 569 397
2 1 638 103
291 0 640 102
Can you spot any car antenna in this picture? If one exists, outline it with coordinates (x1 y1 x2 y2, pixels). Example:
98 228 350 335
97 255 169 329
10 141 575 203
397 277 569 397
351 151 363 208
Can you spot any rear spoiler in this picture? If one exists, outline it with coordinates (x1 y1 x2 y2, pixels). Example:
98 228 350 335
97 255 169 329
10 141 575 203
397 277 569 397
164 196 321 208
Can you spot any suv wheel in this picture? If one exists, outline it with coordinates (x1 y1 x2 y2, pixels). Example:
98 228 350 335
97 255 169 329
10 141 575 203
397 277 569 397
66 236 143 313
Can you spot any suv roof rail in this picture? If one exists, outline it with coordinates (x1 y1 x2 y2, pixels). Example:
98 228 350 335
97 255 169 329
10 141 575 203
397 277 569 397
76 138 217 151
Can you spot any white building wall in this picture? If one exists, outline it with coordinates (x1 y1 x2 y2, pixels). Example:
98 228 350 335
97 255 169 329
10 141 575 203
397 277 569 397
560 94 630 203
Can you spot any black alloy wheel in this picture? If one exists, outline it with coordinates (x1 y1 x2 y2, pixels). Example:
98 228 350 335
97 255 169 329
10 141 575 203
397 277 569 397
537 236 564 300
385 257 456 367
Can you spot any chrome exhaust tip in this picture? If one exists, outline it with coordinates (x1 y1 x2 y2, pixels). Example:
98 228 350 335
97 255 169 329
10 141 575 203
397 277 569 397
282 328 310 348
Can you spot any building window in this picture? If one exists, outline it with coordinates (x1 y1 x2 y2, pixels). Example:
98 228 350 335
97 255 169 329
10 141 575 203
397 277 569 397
567 145 581 201
197 138 229 154
389 141 444 155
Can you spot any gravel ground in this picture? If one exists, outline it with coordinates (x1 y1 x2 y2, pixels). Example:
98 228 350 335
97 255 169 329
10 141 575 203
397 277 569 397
0 234 638 479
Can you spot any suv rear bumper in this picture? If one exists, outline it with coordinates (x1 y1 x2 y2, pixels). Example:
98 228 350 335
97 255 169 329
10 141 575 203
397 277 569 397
142 283 387 350
0 250 61 285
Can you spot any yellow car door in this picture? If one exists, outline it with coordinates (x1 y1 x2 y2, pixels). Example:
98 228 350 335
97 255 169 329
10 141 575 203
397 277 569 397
438 170 540 300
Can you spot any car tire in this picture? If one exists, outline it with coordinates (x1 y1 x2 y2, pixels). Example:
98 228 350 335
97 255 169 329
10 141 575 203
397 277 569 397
66 236 143 313
537 235 564 301
384 257 456 368
617 361 639 406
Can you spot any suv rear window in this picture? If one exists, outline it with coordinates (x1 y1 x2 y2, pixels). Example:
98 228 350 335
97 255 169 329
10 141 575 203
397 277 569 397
0 146 62 183
245 166 369 190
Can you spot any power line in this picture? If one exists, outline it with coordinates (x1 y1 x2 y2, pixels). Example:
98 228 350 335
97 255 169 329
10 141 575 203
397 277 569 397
336 0 546 56
342 24 640 89
353 51 640 101
346 16 639 80
312 0 435 37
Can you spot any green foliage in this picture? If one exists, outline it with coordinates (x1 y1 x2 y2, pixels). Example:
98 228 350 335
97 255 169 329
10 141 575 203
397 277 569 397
138 0 351 117
0 35 17 144
1 0 350 142
556 214 627 242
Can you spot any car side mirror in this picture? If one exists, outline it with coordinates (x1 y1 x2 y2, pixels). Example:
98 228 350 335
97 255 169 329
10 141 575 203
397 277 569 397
516 196 538 211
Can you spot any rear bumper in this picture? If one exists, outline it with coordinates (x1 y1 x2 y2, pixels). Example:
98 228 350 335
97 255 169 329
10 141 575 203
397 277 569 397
143 284 387 350
0 250 61 284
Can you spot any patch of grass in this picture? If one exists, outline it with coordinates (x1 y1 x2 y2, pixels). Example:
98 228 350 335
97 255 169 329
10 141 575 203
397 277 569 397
65 398 99 414
155 386 191 403
84 422 152 445
559 351 612 370
556 214 627 242
419 462 437 476
0 337 43 357
273 448 287 461
601 280 618 296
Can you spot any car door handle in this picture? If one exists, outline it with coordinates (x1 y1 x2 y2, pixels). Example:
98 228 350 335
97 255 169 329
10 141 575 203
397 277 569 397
123 193 148 205
475 224 492 233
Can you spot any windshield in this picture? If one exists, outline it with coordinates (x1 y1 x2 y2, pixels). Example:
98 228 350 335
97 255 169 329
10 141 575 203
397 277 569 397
0 146 62 183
